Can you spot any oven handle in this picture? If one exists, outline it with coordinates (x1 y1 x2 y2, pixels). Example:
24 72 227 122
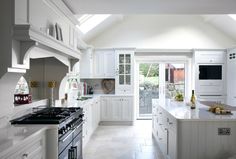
60 129 75 143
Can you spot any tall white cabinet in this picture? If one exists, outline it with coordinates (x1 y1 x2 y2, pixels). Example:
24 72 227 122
115 49 134 94
227 48 236 106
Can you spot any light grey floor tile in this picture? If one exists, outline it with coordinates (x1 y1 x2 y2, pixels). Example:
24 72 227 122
83 120 164 159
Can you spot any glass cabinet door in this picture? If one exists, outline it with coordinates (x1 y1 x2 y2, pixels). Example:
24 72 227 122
118 53 131 85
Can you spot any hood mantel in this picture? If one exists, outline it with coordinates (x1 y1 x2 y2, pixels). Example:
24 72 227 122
13 24 81 65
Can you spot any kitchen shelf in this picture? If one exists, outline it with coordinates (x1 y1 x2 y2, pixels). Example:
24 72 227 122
13 24 81 64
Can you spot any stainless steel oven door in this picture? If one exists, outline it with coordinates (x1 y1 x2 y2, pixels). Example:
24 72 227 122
72 131 82 159
59 143 72 159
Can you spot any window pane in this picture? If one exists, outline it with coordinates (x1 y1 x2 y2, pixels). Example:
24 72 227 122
125 75 131 85
119 54 125 63
125 65 131 74
125 54 131 64
119 75 124 85
119 65 124 74
165 63 185 99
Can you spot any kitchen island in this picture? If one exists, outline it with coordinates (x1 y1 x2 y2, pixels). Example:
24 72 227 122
152 99 236 159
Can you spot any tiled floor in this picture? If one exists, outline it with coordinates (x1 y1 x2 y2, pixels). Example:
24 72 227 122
83 120 165 159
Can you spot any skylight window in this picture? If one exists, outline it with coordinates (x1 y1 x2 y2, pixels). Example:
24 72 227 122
77 14 111 34
228 14 236 21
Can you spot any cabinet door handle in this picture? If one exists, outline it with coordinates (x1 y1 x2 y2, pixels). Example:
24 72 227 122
159 112 162 114
168 122 173 125
159 124 163 126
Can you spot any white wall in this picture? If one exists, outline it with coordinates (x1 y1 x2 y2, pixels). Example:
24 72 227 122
89 15 236 49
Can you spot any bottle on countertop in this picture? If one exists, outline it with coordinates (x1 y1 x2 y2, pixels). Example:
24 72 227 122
190 90 196 109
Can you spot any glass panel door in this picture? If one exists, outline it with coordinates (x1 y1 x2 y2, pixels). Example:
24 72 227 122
165 63 185 100
118 53 131 85
138 63 159 119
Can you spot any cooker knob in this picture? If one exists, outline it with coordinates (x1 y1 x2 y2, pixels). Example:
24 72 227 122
79 114 84 118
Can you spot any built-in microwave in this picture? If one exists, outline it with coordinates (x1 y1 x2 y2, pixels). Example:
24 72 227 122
199 65 222 80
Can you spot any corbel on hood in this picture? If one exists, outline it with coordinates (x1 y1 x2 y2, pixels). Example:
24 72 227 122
13 24 81 66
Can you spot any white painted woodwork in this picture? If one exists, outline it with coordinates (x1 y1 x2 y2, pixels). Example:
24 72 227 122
1 129 46 159
111 98 122 121
194 50 226 100
100 96 134 123
80 48 93 78
93 50 115 78
227 48 236 106
93 51 105 77
100 97 112 121
115 49 134 94
152 100 236 159
195 50 226 63
121 98 133 121
80 49 115 78
82 97 101 147
63 0 236 14
0 0 86 78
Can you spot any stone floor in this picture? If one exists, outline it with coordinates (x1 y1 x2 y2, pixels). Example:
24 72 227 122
83 120 165 159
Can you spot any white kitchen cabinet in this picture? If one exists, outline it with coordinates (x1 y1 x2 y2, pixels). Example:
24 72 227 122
111 98 122 121
194 50 226 64
100 97 112 121
2 131 45 159
94 50 115 78
100 96 134 124
227 49 236 106
80 48 93 78
121 98 133 121
115 49 134 94
82 98 101 147
80 49 115 78
152 104 177 159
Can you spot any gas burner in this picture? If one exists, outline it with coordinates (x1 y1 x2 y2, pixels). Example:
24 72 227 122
10 107 83 125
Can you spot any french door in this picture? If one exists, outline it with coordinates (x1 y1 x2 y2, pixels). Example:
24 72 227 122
137 62 185 119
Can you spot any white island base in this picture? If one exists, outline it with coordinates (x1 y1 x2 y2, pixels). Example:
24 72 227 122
152 99 236 159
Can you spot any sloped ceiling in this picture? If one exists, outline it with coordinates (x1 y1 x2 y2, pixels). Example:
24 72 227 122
63 0 236 14
202 15 236 42
62 0 236 45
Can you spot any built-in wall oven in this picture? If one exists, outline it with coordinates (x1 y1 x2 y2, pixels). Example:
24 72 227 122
199 65 222 80
196 64 225 103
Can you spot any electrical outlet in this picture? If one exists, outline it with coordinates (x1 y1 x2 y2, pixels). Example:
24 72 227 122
218 128 231 135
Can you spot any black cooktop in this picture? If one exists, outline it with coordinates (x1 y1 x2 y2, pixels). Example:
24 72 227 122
10 107 82 125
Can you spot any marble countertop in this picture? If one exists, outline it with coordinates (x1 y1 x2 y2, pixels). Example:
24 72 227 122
153 99 236 121
0 125 51 156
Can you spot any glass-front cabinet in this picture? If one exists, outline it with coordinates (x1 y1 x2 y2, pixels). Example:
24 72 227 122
115 49 134 94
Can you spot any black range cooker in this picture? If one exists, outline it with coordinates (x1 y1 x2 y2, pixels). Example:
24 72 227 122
10 107 84 159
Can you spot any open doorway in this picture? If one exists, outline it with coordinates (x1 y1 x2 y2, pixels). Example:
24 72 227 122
138 63 159 119
136 62 187 120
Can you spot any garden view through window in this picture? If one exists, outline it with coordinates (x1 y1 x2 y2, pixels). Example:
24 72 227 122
138 63 185 118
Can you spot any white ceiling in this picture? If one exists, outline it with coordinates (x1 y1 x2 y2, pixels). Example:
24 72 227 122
63 0 236 14
62 0 236 44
